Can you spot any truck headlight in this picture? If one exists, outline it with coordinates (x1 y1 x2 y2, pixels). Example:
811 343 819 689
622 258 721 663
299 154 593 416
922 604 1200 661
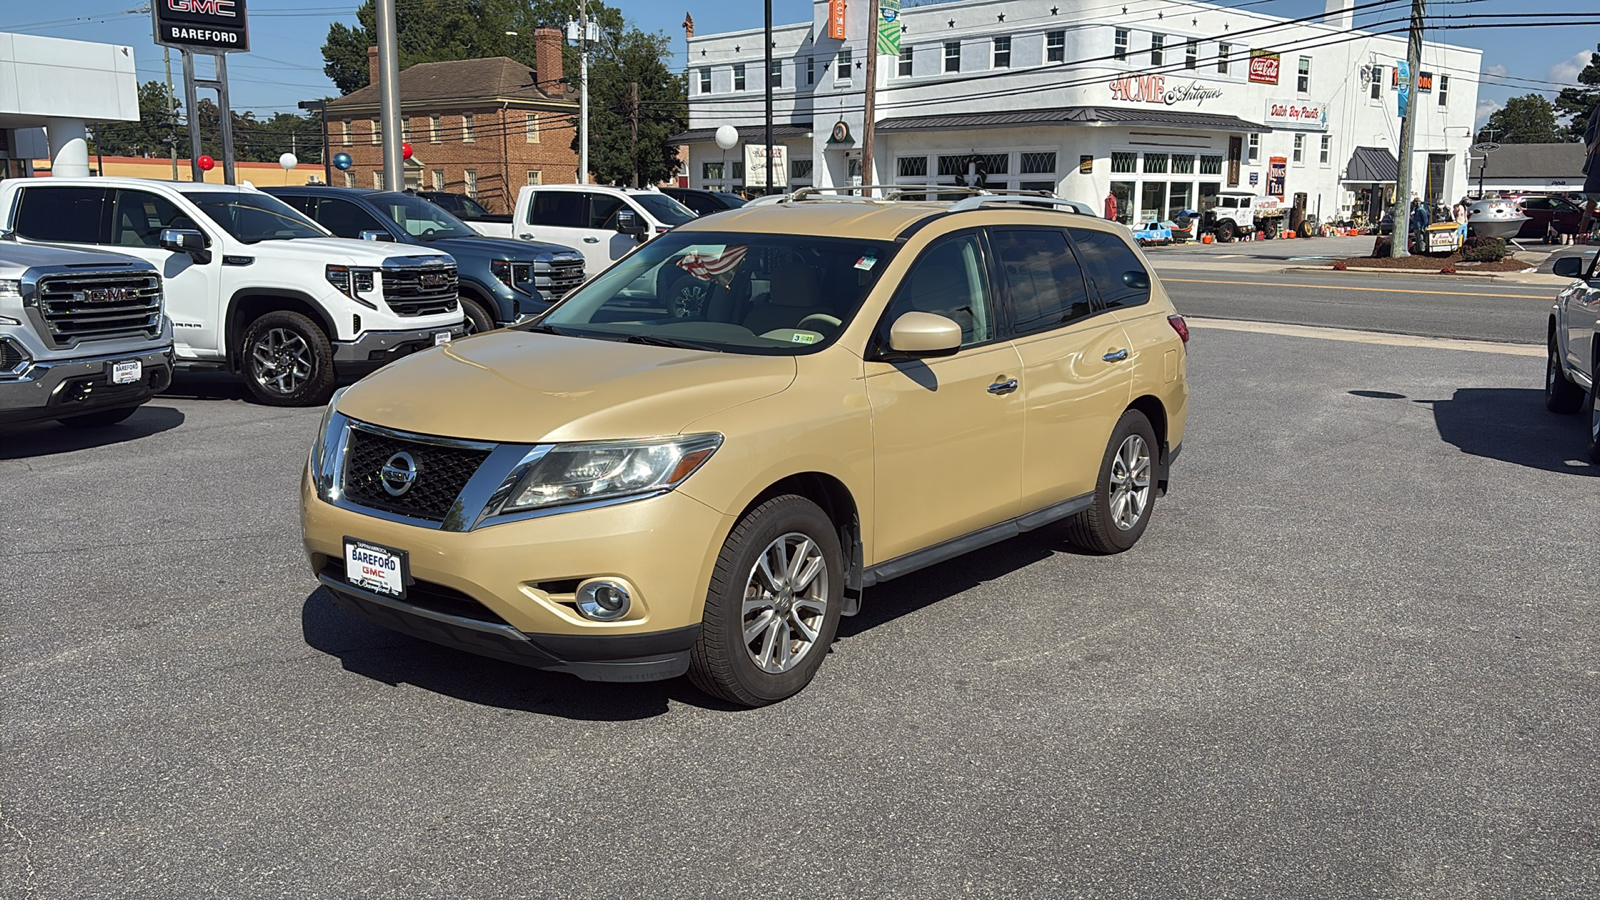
0 279 21 301
497 434 722 514
326 266 377 309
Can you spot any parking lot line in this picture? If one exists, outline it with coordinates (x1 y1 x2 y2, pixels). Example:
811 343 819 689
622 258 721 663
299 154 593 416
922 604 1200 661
1163 277 1550 300
1186 317 1544 356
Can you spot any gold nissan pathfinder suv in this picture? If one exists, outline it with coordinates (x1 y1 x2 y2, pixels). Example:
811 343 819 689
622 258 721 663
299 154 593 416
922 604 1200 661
302 189 1190 706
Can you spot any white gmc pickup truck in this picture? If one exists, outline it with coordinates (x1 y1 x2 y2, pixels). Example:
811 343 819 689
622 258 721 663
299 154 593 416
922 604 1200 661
0 178 464 406
1546 251 1599 462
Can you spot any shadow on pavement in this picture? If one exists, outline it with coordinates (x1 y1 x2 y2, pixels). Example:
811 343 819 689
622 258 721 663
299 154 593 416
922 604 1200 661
0 405 185 460
1425 387 1597 477
162 370 255 403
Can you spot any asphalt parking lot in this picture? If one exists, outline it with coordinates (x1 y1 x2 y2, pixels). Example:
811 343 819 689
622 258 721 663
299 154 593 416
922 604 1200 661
3 326 1597 898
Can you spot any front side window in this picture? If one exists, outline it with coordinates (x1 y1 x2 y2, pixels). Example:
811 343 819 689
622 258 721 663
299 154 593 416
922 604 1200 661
632 194 698 228
1151 34 1164 66
733 64 746 91
13 187 109 243
192 191 326 243
944 41 961 73
991 228 1092 334
898 45 913 77
993 36 1011 69
110 191 199 247
1047 31 1065 63
311 197 390 239
1298 57 1311 93
540 232 898 355
881 232 992 348
1068 228 1149 311
1114 29 1129 61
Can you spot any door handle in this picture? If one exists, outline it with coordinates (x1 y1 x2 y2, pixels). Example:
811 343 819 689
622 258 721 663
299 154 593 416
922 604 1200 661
584 237 600 243
517 233 535 240
987 378 1019 396
1103 349 1130 362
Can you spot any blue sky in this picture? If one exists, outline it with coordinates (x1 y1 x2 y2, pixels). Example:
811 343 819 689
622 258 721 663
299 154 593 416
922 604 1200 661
4 0 1594 125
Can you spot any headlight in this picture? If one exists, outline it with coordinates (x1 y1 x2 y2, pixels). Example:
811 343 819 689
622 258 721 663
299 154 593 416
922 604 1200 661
310 386 351 496
0 279 20 301
498 433 722 513
326 265 377 309
491 259 514 289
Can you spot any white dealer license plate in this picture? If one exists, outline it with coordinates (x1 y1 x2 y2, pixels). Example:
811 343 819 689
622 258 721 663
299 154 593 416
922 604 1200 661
111 360 141 385
344 538 408 599
433 330 453 346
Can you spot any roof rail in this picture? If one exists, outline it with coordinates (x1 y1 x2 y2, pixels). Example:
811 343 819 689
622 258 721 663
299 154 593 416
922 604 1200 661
946 192 1087 213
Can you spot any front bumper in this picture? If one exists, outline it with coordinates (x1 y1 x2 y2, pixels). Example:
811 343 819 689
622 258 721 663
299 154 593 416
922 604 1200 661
0 344 174 426
301 473 733 682
332 324 467 374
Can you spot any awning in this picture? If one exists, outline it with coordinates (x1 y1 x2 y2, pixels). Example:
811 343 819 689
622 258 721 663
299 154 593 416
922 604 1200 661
670 123 812 144
874 105 1267 134
1344 146 1399 183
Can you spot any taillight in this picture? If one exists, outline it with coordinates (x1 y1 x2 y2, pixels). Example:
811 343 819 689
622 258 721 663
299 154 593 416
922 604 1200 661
1167 314 1189 344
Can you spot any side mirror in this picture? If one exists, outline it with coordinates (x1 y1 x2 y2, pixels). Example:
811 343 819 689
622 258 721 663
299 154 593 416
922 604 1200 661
615 208 646 240
887 311 962 356
1551 256 1584 279
160 228 211 264
1123 270 1150 290
358 229 394 242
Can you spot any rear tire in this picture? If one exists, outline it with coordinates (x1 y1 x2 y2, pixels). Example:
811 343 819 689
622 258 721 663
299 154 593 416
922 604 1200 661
1585 357 1600 463
240 310 336 407
1545 331 1584 414
1068 410 1159 555
57 405 139 428
689 495 844 707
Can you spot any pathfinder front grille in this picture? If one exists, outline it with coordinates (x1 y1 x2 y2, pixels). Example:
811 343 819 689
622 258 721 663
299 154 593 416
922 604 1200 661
341 426 490 522
33 271 162 347
381 265 459 317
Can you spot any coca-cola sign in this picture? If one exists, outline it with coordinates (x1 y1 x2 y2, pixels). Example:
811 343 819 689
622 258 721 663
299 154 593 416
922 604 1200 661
1108 75 1224 107
1248 51 1279 85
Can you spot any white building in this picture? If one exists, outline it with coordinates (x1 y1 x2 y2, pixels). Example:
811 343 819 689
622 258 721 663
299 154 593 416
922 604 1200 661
0 33 141 180
678 0 1483 227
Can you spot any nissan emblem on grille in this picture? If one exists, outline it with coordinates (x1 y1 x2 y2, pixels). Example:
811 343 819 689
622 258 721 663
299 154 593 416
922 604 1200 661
380 451 419 496
87 287 131 303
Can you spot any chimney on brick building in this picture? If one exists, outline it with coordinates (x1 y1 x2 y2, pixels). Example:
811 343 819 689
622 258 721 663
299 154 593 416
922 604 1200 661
367 45 379 87
534 28 564 94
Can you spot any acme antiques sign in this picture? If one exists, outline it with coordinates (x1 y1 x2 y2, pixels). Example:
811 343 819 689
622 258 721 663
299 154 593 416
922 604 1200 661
1108 76 1224 107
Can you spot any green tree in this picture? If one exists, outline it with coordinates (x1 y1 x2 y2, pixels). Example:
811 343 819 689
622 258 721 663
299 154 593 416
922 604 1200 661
1478 93 1563 144
1554 43 1599 142
585 28 686 186
90 81 180 158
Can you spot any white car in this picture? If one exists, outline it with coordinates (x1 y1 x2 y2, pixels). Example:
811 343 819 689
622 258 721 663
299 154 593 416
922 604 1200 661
0 178 464 406
510 184 697 277
1546 251 1599 462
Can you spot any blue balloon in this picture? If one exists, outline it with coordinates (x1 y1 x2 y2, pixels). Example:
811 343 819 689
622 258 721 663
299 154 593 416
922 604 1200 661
333 152 353 171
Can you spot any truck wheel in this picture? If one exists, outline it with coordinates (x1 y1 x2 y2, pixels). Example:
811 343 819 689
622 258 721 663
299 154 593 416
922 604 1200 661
460 296 495 336
1216 221 1236 243
1586 357 1600 463
1545 331 1584 414
1262 219 1279 240
688 495 843 707
241 310 336 407
57 406 139 428
1067 410 1158 555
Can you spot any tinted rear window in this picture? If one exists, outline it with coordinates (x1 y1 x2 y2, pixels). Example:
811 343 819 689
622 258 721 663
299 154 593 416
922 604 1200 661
1069 228 1150 311
14 187 109 243
991 228 1093 333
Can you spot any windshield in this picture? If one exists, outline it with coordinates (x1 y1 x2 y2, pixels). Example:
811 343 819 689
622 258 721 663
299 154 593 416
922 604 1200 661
634 194 698 227
193 192 327 243
374 193 480 240
533 231 897 355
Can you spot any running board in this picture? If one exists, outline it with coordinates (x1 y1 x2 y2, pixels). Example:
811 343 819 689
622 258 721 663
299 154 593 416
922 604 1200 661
859 493 1094 588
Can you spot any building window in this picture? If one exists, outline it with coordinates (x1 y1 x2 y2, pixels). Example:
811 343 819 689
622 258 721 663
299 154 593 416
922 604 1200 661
372 171 382 189
430 169 443 191
1438 74 1449 107
806 56 814 85
1247 133 1260 164
1199 154 1223 175
732 160 745 180
944 41 961 73
429 114 440 143
1151 34 1164 67
1319 135 1331 165
1217 43 1231 74
1111 151 1137 173
1292 133 1304 164
341 120 351 146
527 170 542 185
1297 56 1311 93
898 156 928 178
1020 151 1056 175
898 45 913 77
1370 67 1382 101
462 113 475 143
937 155 969 178
791 158 813 180
1143 153 1169 174
837 50 852 84
703 162 724 180
769 59 782 88
1046 31 1064 63
401 119 410 143
1186 39 1198 70
698 67 711 93
733 64 746 91
463 169 478 198
993 36 1011 69
1114 29 1128 61
526 113 539 143
343 171 353 188
1171 154 1195 174
369 118 380 145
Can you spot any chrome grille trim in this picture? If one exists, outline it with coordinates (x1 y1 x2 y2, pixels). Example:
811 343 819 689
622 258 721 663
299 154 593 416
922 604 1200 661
380 264 459 317
30 271 163 348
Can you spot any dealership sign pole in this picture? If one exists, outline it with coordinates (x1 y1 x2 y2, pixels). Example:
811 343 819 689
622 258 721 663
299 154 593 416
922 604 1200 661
152 0 250 185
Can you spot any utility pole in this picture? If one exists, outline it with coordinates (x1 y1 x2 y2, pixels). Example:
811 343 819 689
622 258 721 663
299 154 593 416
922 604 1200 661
163 47 178 181
1389 0 1424 258
763 0 773 196
580 1 590 184
862 0 880 194
630 81 640 188
376 0 404 191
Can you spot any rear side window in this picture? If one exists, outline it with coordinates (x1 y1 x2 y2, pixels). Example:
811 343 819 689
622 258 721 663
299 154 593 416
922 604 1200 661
989 228 1092 334
13 187 109 243
1069 228 1151 311
529 191 584 227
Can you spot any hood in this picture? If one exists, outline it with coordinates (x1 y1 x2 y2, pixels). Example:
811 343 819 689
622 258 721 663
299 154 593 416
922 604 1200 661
421 235 582 262
336 330 797 444
261 237 453 267
1 240 160 272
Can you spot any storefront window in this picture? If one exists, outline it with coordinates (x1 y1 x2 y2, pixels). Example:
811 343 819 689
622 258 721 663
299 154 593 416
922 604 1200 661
1171 154 1195 175
898 157 928 178
1111 152 1137 174
1142 153 1170 174
1199 182 1221 212
1021 152 1057 175
1139 182 1166 224
1168 182 1194 219
1200 155 1223 175
1110 181 1134 225
703 162 724 180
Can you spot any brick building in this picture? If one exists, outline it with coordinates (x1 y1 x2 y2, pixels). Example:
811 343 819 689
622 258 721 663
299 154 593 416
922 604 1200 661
326 29 580 213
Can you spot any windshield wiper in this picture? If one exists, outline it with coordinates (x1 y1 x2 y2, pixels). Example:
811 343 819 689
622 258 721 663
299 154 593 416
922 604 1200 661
520 323 568 335
623 333 719 351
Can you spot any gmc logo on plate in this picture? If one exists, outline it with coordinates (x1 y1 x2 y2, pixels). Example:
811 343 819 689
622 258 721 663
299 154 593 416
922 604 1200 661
86 288 131 303
419 273 449 289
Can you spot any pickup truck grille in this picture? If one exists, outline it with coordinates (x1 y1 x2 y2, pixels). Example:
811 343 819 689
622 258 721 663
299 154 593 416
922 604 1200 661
381 264 459 317
341 426 490 522
33 271 162 347
533 256 585 301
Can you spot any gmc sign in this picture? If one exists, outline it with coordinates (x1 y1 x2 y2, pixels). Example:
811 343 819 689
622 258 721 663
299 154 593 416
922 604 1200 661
153 0 249 52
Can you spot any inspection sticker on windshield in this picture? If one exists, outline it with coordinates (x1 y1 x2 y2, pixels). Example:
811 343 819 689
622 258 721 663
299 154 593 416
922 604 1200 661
344 538 408 599
433 331 452 346
854 255 877 271
110 360 141 385
791 332 819 344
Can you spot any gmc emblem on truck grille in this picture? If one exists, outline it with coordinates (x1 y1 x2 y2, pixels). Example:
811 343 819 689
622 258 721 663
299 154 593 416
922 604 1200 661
86 287 131 303
419 272 449 289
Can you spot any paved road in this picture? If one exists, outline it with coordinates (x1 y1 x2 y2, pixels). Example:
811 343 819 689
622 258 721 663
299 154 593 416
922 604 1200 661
4 329 1596 898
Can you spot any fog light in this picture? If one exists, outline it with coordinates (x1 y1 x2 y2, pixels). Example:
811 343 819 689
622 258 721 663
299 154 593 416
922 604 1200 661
575 580 631 621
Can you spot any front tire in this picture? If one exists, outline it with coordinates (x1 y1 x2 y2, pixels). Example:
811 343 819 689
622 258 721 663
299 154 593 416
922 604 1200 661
1545 331 1584 414
1216 221 1236 243
241 310 336 407
460 296 496 336
689 495 844 706
57 405 139 428
1068 410 1159 555
1585 357 1600 463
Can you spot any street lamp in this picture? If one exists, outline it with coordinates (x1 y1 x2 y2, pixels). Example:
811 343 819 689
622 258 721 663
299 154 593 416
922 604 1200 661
298 99 331 185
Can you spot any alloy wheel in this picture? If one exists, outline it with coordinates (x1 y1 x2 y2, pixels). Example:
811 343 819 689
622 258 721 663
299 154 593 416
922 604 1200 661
1109 434 1152 531
741 532 829 674
251 327 313 396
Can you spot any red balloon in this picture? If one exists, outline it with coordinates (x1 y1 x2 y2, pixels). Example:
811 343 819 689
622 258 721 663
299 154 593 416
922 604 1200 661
402 142 413 160
197 155 215 172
